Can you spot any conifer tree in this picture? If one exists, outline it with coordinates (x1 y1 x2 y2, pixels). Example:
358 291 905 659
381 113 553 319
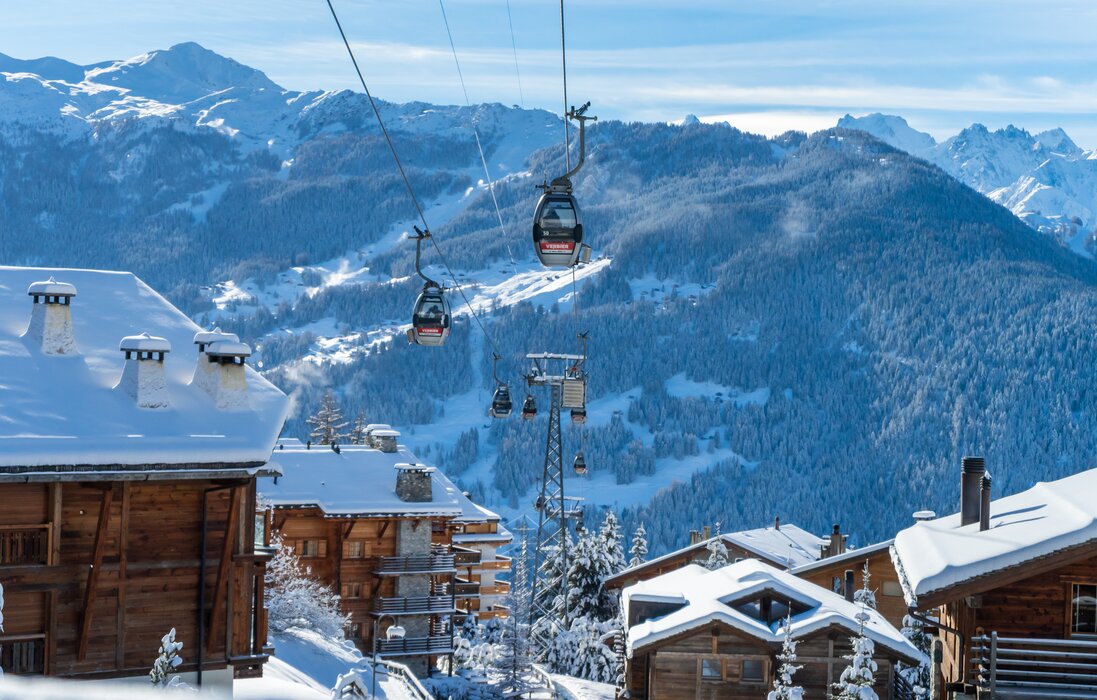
307 390 348 445
629 523 649 567
768 615 803 700
265 534 349 637
349 412 368 445
704 534 730 571
496 532 534 693
854 561 877 610
832 606 879 700
900 613 932 697
149 628 188 689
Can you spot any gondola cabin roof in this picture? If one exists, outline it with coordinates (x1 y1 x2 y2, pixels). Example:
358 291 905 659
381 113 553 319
0 266 289 473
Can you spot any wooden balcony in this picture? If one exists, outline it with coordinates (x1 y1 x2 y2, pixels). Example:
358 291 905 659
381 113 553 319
453 580 481 598
0 525 50 566
377 635 454 656
971 633 1097 698
453 546 481 567
477 555 512 571
374 553 456 575
480 581 511 596
373 595 456 616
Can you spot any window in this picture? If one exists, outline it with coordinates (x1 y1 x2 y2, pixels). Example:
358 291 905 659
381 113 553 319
298 539 326 557
341 582 362 599
346 540 364 559
741 659 766 684
1071 583 1097 637
700 658 722 680
883 581 904 597
833 576 844 594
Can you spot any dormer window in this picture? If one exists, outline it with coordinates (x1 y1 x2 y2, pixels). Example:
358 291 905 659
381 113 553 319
731 594 811 625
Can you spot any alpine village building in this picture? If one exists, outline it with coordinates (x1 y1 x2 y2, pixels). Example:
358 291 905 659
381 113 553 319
892 458 1097 700
0 267 289 691
259 435 511 675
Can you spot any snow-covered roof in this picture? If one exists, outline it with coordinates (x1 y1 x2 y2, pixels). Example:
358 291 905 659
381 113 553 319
891 468 1097 606
624 559 922 664
193 328 238 345
262 443 489 519
0 267 289 471
608 523 828 588
206 340 251 357
790 539 895 576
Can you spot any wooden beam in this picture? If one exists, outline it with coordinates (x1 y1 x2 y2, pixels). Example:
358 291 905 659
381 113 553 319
377 520 390 542
116 482 130 670
207 487 241 653
77 486 114 662
48 484 62 566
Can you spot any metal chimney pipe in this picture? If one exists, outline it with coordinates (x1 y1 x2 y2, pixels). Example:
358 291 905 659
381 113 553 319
980 473 993 531
961 456 986 527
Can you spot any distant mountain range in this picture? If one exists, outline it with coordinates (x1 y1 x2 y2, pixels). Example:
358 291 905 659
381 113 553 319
5 45 1097 555
838 113 1097 256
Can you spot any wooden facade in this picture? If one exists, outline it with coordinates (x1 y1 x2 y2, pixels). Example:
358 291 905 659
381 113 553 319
0 477 270 681
793 543 909 629
436 519 512 622
627 621 906 700
271 506 457 674
919 548 1097 698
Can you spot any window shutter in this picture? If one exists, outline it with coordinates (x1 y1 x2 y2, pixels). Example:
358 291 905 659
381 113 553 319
343 541 351 558
318 539 328 557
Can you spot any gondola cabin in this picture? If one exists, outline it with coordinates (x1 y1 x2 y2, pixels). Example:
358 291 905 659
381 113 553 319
532 192 585 268
409 284 450 347
490 385 513 419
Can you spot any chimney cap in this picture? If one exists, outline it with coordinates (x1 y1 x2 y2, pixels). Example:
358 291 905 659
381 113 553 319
365 423 393 432
371 429 401 438
394 462 435 473
913 510 937 522
120 332 171 353
193 327 239 345
28 277 77 298
962 456 986 474
206 340 251 358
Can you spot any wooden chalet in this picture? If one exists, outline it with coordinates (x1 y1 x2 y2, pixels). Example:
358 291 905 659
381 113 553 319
892 458 1097 699
605 519 832 592
791 537 909 629
436 503 512 623
0 268 288 691
262 438 498 675
622 559 924 699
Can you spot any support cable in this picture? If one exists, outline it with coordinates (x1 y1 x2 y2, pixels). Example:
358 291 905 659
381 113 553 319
505 0 526 108
324 0 503 357
559 0 571 170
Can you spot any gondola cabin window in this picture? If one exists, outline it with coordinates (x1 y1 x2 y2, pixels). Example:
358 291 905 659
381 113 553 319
1071 583 1097 637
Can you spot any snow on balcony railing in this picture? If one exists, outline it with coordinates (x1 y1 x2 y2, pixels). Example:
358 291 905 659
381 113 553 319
377 635 454 656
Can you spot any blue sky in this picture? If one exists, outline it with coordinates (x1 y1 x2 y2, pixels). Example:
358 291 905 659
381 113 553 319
4 0 1097 144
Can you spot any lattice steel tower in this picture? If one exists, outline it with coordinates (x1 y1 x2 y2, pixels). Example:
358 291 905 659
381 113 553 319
525 351 587 652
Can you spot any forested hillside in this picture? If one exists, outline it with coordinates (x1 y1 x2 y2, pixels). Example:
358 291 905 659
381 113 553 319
5 45 1097 554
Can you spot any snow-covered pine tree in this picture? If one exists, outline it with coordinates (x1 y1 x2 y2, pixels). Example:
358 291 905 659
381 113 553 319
854 561 877 610
599 511 627 576
532 529 573 632
307 391 349 445
628 523 648 567
767 615 803 700
496 534 534 693
899 613 932 697
149 628 189 689
704 534 729 570
265 533 349 637
832 607 879 700
349 412 367 445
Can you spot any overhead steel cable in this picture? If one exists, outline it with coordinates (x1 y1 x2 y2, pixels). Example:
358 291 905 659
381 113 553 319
323 0 502 358
505 0 526 108
437 0 519 274
559 0 571 170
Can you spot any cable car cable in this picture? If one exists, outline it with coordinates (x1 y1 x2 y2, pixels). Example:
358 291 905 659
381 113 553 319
324 0 504 357
558 0 571 170
505 0 525 108
437 0 519 275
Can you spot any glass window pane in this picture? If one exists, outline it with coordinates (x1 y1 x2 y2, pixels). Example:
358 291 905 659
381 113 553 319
1073 583 1097 636
700 658 721 679
742 659 764 683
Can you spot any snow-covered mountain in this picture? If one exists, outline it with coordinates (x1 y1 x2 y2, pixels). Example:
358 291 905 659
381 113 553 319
838 113 1097 255
7 45 1097 555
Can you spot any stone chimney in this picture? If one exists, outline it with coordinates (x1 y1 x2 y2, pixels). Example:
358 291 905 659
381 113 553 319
689 530 701 545
23 278 78 355
364 423 393 449
774 516 781 531
202 340 252 410
116 333 171 409
701 525 711 540
980 473 993 532
821 523 848 559
961 456 985 527
913 510 937 523
372 429 400 454
395 463 434 503
191 328 239 394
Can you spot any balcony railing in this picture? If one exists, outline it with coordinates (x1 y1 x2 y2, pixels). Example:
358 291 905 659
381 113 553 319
373 595 456 615
453 580 481 598
0 526 49 566
480 582 511 596
453 546 481 567
375 553 456 575
0 635 46 675
971 633 1097 698
377 635 454 656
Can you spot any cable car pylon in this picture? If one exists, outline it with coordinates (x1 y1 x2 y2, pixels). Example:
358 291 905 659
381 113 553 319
526 349 588 654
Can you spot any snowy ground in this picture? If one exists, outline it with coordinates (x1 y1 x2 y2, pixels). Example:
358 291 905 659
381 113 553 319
551 674 616 700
